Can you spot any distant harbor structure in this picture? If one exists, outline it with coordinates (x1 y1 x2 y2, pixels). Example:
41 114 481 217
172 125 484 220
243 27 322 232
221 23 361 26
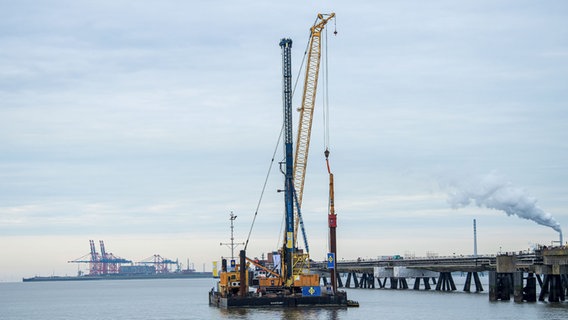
23 240 212 282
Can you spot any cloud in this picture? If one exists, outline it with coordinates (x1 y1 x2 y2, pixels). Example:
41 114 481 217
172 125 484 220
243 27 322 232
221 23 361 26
1 0 568 280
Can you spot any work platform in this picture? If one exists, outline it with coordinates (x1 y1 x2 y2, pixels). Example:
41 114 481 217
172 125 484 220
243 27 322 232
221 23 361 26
209 290 350 308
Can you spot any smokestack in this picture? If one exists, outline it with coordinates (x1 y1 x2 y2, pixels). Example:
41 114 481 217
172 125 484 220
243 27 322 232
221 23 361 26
560 230 564 247
473 219 478 258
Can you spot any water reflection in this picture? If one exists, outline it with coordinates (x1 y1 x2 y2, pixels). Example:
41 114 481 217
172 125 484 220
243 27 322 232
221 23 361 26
218 307 347 320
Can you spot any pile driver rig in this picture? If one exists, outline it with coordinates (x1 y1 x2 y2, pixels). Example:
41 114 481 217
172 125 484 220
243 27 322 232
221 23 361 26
210 13 354 308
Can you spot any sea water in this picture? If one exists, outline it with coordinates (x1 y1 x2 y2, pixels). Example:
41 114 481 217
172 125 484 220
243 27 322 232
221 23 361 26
1 277 567 320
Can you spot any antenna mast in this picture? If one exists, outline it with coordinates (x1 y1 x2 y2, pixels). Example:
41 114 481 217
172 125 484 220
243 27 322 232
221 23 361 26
220 211 244 260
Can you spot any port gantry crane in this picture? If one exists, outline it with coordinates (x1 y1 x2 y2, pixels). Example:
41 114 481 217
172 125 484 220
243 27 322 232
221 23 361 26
68 240 131 275
138 254 179 273
293 13 336 251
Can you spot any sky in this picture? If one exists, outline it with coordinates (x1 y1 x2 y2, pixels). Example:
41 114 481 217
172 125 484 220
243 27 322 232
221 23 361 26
1 0 567 282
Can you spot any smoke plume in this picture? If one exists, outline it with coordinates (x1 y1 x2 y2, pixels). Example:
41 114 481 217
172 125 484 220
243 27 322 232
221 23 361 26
446 173 562 235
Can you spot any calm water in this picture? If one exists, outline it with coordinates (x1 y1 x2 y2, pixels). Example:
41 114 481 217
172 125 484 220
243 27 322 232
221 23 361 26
1 277 568 320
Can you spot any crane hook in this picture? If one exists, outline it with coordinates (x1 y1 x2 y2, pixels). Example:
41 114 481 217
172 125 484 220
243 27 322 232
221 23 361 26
333 17 338 35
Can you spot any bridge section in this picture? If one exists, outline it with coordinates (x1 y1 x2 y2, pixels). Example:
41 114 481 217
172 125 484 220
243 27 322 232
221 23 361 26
314 247 568 303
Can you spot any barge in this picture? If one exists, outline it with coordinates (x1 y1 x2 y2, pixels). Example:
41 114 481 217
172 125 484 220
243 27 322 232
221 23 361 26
209 289 349 308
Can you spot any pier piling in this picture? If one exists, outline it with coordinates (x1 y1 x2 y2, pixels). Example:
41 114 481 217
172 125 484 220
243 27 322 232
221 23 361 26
435 272 456 291
463 272 484 292
489 271 513 301
413 277 432 290
327 246 567 304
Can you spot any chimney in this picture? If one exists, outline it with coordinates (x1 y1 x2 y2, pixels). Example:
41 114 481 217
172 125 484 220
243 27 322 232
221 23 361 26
473 219 478 258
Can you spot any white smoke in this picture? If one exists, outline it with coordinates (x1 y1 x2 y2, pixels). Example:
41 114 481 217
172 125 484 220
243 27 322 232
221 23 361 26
446 172 562 235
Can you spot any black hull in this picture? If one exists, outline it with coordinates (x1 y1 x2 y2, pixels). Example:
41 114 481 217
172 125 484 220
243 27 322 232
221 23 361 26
209 290 349 308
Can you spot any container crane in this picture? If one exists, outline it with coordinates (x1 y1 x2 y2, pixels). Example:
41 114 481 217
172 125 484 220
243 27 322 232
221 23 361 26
99 240 130 274
138 254 179 273
293 13 336 249
68 240 131 275
89 239 100 275
100 240 108 274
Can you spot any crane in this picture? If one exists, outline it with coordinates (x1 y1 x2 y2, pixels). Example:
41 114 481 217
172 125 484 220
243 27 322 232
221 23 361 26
279 37 295 284
325 149 338 293
211 14 343 302
138 255 179 273
98 240 130 274
89 239 100 275
68 240 131 275
293 13 336 249
99 240 108 274
280 36 319 288
278 13 336 288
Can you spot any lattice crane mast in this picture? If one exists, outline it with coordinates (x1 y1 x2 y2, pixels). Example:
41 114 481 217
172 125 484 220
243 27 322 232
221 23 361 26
280 37 295 284
293 13 336 249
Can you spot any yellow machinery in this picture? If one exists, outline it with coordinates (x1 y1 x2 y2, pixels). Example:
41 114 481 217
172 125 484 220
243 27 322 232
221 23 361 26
288 12 336 289
293 13 336 248
217 262 248 297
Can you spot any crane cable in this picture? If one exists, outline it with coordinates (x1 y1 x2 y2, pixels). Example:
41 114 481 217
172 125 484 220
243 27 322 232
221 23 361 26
244 125 283 251
244 17 337 252
323 20 336 254
323 16 337 151
323 25 330 151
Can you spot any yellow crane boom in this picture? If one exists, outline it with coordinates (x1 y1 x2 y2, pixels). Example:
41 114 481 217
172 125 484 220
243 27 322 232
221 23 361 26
293 13 335 247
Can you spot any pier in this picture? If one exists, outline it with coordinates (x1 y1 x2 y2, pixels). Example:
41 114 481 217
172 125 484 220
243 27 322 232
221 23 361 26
315 246 568 303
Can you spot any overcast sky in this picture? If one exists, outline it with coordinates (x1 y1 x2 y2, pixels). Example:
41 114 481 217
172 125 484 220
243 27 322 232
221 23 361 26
1 0 567 282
